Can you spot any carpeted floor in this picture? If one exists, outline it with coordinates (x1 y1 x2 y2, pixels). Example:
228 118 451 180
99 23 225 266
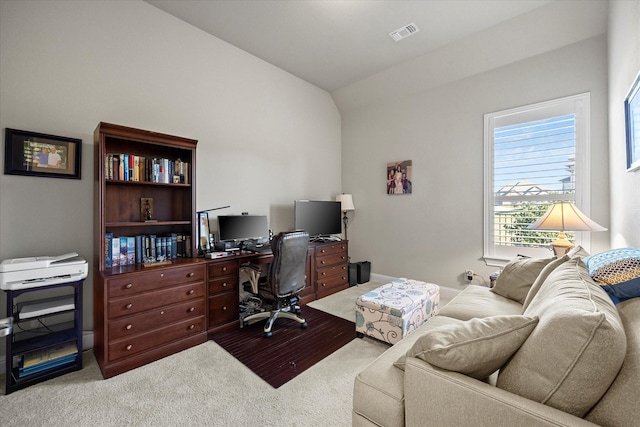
0 282 390 427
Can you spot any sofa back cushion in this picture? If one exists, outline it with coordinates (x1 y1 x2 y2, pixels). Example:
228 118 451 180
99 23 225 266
585 297 640 426
491 256 556 304
497 257 627 417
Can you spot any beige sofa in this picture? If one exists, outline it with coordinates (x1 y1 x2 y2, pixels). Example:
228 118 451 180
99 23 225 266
353 251 640 426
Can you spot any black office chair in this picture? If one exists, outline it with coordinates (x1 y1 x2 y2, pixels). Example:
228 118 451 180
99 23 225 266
242 230 310 337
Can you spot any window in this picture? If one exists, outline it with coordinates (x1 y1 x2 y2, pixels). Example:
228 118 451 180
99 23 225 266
484 93 591 265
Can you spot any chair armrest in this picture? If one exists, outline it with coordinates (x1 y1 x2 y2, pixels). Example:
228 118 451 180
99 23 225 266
404 357 598 427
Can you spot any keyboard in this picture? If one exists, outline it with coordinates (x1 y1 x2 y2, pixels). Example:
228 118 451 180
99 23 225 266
244 243 272 254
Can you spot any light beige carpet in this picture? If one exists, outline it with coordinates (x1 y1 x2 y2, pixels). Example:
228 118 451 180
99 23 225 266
0 283 389 427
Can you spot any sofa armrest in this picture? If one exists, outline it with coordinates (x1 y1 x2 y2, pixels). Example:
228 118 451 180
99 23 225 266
404 357 598 427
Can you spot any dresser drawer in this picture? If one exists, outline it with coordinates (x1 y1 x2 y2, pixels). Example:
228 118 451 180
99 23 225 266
208 293 240 328
108 265 205 297
316 263 348 280
108 282 205 319
316 252 348 268
208 260 239 278
108 299 205 340
316 273 348 294
208 276 239 295
315 242 348 258
108 316 205 362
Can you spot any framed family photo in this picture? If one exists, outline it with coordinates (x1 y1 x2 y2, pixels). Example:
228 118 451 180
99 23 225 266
387 160 412 195
4 128 81 179
625 71 640 172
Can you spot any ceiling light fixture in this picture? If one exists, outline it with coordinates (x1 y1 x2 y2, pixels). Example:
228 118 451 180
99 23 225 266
389 23 419 42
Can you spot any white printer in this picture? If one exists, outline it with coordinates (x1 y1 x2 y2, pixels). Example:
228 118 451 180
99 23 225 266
0 252 88 290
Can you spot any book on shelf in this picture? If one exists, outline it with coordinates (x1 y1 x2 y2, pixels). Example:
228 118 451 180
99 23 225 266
104 153 190 184
19 342 78 377
19 353 77 377
104 232 190 267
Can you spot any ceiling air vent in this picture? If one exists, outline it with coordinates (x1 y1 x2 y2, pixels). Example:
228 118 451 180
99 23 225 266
389 23 419 42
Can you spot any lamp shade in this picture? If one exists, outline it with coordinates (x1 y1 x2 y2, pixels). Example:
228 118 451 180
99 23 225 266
336 194 355 211
527 202 607 232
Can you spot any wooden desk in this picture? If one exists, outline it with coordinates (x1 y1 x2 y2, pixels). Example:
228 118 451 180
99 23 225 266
206 240 348 335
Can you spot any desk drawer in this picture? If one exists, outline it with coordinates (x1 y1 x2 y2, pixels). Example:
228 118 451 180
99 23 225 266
108 282 205 319
108 265 205 297
316 274 348 295
208 293 240 327
108 299 205 340
317 263 348 280
208 276 238 295
316 252 348 268
208 260 239 278
108 316 205 361
315 242 348 257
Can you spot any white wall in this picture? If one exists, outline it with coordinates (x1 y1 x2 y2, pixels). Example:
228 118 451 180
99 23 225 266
0 1 341 331
608 0 640 249
339 34 609 289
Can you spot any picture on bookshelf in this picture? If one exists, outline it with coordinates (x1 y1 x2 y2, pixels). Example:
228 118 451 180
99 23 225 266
198 212 210 255
141 197 156 222
4 128 81 179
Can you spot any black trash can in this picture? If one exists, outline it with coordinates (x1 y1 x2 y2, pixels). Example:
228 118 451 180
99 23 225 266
348 262 358 286
356 261 371 284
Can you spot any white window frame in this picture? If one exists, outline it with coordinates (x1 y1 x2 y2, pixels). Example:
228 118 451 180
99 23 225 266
483 93 591 266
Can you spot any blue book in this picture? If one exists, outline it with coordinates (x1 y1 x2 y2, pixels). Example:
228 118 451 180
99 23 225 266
105 232 113 268
120 237 127 266
112 237 120 267
127 237 135 265
135 235 143 264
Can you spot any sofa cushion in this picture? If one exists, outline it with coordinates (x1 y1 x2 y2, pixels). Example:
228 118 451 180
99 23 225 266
583 247 640 304
437 285 522 321
497 257 627 417
586 298 640 426
521 254 570 311
353 315 463 427
394 315 538 379
491 256 556 303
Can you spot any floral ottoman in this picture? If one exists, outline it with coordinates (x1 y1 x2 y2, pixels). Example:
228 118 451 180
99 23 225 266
355 279 440 345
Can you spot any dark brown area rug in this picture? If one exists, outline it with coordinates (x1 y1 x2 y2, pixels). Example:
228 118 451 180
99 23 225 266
211 305 356 388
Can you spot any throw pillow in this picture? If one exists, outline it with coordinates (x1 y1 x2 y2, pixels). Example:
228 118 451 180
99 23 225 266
583 247 640 304
522 254 570 311
394 315 538 379
491 256 556 304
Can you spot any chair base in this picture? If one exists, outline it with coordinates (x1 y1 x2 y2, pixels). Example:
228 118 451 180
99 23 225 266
242 306 307 337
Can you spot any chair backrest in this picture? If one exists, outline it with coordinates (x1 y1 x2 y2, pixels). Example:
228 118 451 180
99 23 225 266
268 231 310 298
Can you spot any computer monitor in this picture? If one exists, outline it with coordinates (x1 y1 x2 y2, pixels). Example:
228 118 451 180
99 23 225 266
217 215 269 242
294 200 342 239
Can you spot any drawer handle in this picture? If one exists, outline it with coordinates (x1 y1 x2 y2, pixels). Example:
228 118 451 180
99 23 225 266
189 307 195 312
321 283 326 287
188 289 195 295
188 272 194 277
222 282 227 287
342 276 347 280
126 344 133 351
125 303 133 309
321 249 326 253
126 324 132 330
322 272 326 276
222 267 227 272
189 324 195 330
160 273 164 277
125 283 133 289
341 256 346 260
222 306 227 311
321 260 326 264
160 310 165 315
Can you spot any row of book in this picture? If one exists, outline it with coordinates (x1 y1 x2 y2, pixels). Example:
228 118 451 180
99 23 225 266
104 232 192 267
104 153 190 184
19 342 77 378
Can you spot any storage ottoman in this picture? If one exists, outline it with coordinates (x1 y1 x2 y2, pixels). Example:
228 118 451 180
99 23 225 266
355 278 440 344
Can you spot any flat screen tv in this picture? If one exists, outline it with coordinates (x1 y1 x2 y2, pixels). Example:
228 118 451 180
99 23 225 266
294 200 342 239
217 215 269 242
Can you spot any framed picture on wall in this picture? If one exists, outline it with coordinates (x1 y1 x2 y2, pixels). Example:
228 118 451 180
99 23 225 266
4 128 81 179
625 71 640 172
386 160 412 194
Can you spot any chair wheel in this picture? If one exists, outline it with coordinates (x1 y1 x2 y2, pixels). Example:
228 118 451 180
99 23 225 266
264 331 273 338
301 322 307 329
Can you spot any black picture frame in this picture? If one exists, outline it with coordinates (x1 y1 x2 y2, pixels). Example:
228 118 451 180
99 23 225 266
4 128 81 179
625 71 640 172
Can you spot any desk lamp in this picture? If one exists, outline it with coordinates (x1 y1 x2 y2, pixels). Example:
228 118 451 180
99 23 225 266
336 194 355 240
527 202 606 256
